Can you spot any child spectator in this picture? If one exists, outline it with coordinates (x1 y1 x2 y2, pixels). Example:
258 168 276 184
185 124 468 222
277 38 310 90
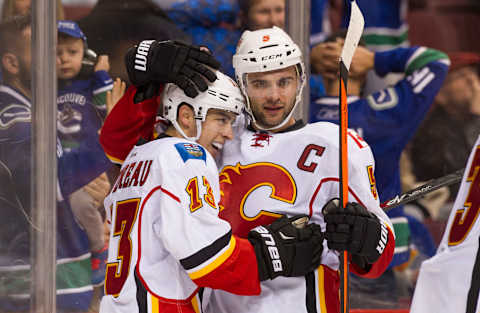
56 19 113 287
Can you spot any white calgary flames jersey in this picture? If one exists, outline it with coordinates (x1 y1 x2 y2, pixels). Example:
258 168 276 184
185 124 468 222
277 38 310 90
100 137 232 313
411 135 480 313
205 121 394 313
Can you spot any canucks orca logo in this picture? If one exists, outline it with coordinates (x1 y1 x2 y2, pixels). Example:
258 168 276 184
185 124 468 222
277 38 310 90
175 143 206 163
0 104 31 129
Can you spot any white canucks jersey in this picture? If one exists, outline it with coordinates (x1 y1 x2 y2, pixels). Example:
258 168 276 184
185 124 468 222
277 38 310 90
411 135 480 313
100 137 233 313
205 121 395 313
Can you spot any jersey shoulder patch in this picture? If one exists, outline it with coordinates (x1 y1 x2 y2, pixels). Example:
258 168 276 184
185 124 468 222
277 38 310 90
174 142 207 163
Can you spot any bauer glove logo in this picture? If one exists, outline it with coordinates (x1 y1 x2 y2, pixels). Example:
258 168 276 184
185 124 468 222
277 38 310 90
253 226 283 272
376 222 388 255
134 40 155 71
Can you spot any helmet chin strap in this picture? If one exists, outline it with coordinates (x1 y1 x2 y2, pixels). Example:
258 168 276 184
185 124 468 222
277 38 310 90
172 119 203 142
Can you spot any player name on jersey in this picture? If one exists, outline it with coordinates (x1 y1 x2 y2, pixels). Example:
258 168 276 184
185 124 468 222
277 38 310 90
111 159 153 193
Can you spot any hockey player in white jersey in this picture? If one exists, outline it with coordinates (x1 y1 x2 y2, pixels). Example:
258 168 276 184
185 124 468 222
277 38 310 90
99 71 324 313
201 26 396 313
99 29 396 312
410 135 480 313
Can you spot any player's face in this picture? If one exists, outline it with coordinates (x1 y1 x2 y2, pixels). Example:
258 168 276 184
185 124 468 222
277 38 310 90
245 65 298 129
248 0 285 30
57 37 84 80
198 109 236 159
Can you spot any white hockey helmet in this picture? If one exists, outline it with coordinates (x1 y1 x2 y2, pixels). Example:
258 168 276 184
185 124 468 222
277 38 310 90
163 71 245 141
233 26 306 131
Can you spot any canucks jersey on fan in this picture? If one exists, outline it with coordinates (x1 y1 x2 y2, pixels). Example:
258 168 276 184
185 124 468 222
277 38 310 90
100 136 261 313
57 70 113 151
0 84 111 311
342 0 408 51
310 46 449 264
310 46 449 215
411 135 480 313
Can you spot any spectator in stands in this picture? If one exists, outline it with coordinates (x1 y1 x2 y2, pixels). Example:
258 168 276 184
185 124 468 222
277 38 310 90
77 0 190 85
56 19 114 288
238 0 285 30
410 52 480 203
311 0 423 96
0 0 64 81
166 0 247 78
166 0 286 78
1 0 65 20
0 15 111 312
310 32 449 308
166 0 325 100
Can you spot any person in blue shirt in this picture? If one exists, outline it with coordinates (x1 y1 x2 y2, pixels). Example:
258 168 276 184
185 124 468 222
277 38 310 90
0 15 112 312
56 20 114 287
310 31 449 308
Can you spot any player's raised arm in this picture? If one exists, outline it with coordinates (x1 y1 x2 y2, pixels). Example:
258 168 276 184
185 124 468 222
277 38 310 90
99 84 160 164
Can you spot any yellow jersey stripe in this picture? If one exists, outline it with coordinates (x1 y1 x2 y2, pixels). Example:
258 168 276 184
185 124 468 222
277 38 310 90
188 236 236 280
151 294 159 313
318 266 327 313
106 152 124 165
192 295 200 313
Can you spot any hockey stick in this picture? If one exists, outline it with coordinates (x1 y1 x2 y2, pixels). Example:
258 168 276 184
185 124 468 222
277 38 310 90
338 2 364 313
381 168 465 211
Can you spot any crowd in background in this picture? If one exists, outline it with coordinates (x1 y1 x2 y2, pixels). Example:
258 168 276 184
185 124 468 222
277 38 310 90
0 0 479 312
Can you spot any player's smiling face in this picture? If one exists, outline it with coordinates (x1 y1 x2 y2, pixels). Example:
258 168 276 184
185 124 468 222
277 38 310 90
57 37 84 80
245 65 298 129
198 109 236 158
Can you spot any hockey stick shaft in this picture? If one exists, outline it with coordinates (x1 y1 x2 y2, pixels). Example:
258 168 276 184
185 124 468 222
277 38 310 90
338 2 364 312
339 59 349 313
381 168 464 211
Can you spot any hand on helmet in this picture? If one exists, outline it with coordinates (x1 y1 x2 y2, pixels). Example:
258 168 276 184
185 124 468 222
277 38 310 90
125 40 221 99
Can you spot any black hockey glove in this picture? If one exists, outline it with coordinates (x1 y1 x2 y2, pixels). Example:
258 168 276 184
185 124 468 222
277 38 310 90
125 40 220 98
248 215 324 281
323 199 388 266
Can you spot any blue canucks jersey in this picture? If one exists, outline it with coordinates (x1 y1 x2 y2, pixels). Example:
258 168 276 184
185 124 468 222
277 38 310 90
310 47 449 262
342 0 409 51
58 70 113 152
0 84 112 311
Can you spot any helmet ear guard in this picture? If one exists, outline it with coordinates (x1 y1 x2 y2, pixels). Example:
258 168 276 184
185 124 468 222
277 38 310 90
162 71 245 141
233 26 306 131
